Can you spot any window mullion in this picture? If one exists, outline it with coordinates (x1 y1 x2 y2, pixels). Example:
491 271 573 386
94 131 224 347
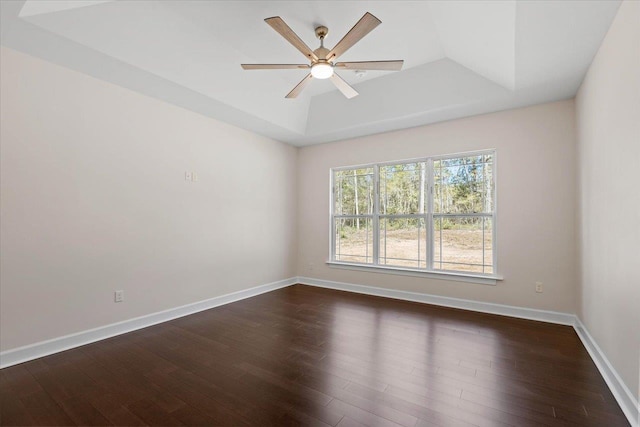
492 151 498 274
330 171 336 261
373 164 380 265
426 159 434 271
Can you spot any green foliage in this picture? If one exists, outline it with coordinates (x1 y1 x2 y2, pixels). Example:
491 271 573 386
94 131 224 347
434 154 493 214
334 154 494 231
381 217 425 232
336 217 370 238
433 217 493 234
335 168 373 216
380 162 424 215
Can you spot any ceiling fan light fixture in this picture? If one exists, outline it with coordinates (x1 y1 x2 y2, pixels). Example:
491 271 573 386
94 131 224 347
243 13 402 98
311 62 334 79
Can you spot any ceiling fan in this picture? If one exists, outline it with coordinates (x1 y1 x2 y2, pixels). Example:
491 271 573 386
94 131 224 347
241 12 404 99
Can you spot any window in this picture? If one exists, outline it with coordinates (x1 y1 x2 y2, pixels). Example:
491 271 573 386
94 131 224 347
331 150 496 277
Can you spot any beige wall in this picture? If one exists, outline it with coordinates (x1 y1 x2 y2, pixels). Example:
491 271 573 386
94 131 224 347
0 47 298 351
576 0 640 403
297 100 578 313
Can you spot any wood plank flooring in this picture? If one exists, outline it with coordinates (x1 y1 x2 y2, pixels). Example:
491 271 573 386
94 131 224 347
0 284 629 426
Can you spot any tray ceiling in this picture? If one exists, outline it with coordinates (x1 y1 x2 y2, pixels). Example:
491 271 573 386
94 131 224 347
1 1 621 146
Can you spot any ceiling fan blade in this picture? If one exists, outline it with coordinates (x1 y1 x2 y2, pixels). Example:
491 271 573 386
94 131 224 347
330 73 359 99
285 73 313 98
242 64 309 70
265 17 319 62
335 60 404 71
326 12 381 61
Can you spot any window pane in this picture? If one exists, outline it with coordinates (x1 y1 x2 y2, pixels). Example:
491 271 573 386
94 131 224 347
379 218 427 268
380 162 426 215
334 168 374 216
434 155 493 214
433 216 493 273
483 218 494 274
334 218 373 264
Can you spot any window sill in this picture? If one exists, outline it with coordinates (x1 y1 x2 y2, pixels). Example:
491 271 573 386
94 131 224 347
326 261 503 285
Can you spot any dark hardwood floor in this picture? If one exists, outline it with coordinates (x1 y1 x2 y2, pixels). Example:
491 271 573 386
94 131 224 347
0 284 629 426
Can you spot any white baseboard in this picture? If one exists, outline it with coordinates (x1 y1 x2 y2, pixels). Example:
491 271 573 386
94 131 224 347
2 275 636 426
0 277 297 369
573 318 639 426
296 276 639 427
296 276 576 325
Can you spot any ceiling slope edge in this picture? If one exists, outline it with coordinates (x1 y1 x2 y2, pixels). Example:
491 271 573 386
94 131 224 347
305 59 511 139
19 0 114 18
300 88 576 146
1 1 304 145
513 0 622 91
428 0 516 91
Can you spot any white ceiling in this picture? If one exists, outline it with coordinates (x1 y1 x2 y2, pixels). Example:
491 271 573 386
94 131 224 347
1 1 621 146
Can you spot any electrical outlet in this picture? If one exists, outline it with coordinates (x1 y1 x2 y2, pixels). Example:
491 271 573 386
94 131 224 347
185 171 192 181
114 290 124 302
535 282 543 293
191 172 198 182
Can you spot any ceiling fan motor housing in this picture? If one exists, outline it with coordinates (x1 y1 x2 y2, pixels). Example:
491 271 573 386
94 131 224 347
315 26 328 40
313 47 331 63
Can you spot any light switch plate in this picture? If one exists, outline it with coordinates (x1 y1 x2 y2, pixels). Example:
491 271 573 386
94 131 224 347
114 290 124 302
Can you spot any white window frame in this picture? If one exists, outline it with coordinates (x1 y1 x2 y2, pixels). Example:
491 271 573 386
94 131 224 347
328 149 501 285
